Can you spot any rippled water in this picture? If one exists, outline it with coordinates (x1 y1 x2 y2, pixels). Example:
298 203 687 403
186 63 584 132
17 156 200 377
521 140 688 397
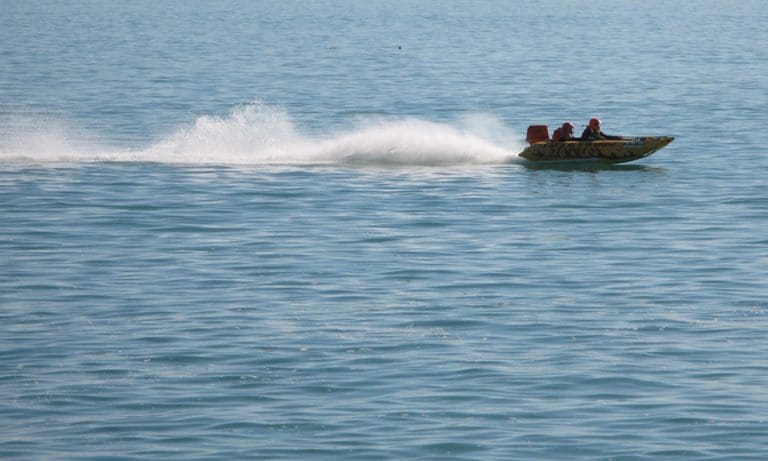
2 0 768 459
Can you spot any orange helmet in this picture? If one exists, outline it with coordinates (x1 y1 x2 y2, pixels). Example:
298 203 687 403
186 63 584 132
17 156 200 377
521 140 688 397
589 118 601 130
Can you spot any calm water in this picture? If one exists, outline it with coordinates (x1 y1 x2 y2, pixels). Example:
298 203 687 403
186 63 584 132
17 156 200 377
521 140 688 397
2 1 768 459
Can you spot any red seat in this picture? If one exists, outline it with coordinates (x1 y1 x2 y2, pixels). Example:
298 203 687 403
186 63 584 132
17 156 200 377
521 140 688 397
526 125 549 145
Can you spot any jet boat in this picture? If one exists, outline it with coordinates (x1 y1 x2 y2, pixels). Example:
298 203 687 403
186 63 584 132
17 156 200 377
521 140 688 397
519 125 674 164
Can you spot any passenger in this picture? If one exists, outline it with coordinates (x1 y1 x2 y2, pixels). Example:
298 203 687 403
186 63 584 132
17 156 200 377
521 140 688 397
581 118 622 140
551 122 575 142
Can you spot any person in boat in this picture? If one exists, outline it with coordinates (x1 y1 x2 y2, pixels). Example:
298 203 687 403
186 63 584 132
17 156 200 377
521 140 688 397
551 122 576 142
581 118 622 141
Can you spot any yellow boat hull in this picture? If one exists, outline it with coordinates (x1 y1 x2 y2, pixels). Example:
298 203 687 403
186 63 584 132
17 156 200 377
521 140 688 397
519 136 674 164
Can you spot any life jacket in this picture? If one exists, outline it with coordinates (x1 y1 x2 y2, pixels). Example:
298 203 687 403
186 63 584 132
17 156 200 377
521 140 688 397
552 127 564 142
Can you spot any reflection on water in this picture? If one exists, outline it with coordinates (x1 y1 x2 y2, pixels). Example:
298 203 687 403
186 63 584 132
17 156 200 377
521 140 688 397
521 159 668 174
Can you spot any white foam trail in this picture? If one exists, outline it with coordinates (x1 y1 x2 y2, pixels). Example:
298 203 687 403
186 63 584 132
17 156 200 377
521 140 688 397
0 103 524 166
314 118 514 166
0 115 112 163
135 103 314 164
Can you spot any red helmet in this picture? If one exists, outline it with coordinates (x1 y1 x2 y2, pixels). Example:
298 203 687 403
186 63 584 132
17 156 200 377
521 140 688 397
589 118 601 130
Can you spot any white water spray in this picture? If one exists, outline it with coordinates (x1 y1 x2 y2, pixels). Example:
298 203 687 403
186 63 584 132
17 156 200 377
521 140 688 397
0 103 524 166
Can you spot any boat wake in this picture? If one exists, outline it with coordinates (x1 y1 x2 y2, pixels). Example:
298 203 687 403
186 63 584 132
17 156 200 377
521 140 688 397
0 102 523 166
